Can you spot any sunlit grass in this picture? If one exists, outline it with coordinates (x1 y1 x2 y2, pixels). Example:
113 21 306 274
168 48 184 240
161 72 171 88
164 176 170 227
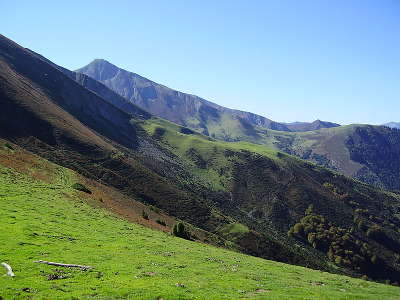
1 161 399 299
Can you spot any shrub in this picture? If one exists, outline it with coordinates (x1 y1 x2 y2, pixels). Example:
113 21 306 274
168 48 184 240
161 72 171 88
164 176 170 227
366 225 385 241
153 127 166 137
287 228 295 237
149 205 160 213
335 256 343 265
305 204 314 215
293 223 304 235
172 222 191 240
357 220 367 231
156 219 166 226
323 182 334 190
307 233 316 244
4 143 14 150
142 210 149 220
371 255 378 264
276 152 285 158
180 127 195 135
71 183 92 194
349 201 359 207
110 150 124 159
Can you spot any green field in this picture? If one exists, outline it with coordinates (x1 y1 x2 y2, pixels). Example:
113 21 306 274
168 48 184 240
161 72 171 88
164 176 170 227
1 160 400 299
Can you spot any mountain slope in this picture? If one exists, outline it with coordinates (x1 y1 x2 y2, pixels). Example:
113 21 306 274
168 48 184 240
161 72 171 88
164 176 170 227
76 59 338 136
264 125 400 191
140 117 400 282
2 35 400 284
0 34 332 271
74 59 400 191
0 34 219 230
25 49 151 120
1 149 399 299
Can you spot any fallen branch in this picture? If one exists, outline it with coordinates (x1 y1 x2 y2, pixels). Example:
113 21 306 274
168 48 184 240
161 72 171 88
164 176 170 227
2 262 15 277
34 260 92 270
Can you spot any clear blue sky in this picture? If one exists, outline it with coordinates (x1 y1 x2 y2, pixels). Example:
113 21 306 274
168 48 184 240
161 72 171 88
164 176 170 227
2 0 400 124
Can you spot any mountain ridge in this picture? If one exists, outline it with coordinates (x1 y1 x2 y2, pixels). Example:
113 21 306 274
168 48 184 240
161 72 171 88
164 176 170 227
76 59 339 134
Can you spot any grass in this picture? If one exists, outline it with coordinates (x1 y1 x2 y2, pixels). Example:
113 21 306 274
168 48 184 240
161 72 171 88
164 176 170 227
217 223 250 242
140 117 282 191
143 117 370 182
1 156 400 299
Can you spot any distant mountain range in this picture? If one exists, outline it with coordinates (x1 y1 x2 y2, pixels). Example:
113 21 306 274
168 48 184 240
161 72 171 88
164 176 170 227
383 122 400 129
76 59 340 138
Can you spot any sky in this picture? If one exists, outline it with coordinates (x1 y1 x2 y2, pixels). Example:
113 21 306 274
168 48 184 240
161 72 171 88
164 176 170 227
1 0 400 125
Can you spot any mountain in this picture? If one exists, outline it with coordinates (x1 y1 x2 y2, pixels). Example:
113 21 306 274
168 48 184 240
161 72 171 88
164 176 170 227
262 124 400 191
2 34 400 285
285 120 340 132
76 59 338 137
25 49 151 120
75 60 400 191
0 35 338 273
383 122 400 129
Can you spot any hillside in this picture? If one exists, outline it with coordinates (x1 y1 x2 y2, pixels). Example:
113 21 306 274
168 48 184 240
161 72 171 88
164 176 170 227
2 34 400 286
1 144 399 299
74 60 400 191
261 125 400 190
139 117 400 281
0 34 333 272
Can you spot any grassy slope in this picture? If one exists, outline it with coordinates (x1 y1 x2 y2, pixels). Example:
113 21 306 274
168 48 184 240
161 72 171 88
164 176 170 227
164 114 369 182
140 117 400 281
275 125 365 175
1 148 400 299
141 117 280 191
140 117 357 195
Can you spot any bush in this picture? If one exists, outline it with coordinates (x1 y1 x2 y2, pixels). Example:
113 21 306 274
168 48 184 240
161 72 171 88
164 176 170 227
180 127 195 135
4 143 14 150
287 228 294 237
156 219 166 226
305 204 314 215
293 223 304 235
172 222 191 240
276 152 285 158
142 210 149 220
357 220 367 231
366 225 385 241
149 205 160 213
153 127 166 137
71 183 92 194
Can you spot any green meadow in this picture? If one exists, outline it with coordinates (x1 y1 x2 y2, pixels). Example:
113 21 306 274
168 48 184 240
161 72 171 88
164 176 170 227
1 160 400 299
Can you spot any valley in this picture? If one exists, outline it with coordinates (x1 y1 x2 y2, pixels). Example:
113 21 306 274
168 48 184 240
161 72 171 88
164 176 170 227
1 33 400 299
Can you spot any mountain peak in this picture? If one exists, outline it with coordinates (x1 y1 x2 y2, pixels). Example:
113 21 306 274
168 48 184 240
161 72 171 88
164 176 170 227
76 59 119 81
90 58 114 66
